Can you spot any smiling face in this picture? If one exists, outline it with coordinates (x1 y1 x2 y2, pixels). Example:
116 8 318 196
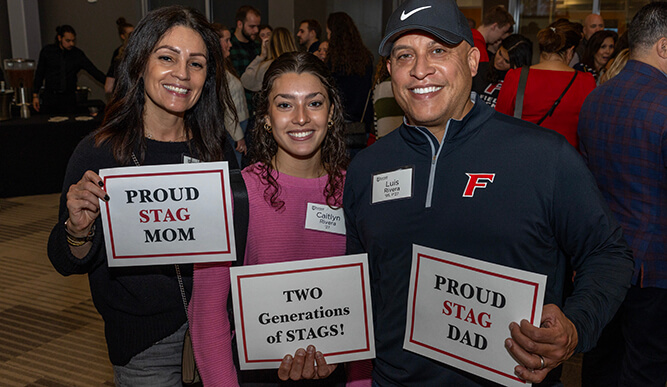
315 41 328 61
266 72 332 164
143 25 207 118
594 37 615 70
58 32 76 50
220 29 232 59
388 32 479 139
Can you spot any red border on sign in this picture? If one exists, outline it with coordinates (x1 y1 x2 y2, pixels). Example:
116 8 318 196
236 262 371 363
409 253 541 384
102 169 231 259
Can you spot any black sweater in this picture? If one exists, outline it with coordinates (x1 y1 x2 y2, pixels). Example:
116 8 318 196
48 134 195 365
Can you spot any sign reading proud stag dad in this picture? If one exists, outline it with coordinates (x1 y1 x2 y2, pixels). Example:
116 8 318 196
231 254 375 370
405 245 546 386
98 162 236 267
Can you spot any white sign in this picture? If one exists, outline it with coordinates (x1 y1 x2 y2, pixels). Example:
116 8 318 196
404 245 546 387
98 162 236 267
230 254 375 370
371 167 413 204
304 202 345 235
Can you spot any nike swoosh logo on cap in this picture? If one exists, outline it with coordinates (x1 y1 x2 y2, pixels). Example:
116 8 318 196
400 5 432 21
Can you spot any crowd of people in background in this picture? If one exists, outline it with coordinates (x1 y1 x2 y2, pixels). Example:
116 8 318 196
43 1 666 386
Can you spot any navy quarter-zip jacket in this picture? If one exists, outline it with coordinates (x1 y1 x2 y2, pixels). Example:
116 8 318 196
344 95 633 386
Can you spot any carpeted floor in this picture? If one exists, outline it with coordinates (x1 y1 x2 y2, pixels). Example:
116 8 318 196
0 194 114 386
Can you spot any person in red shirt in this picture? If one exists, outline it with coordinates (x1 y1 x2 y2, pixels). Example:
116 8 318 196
472 5 515 62
495 20 596 150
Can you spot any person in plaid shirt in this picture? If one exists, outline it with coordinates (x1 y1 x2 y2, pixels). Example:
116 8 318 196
230 5 261 115
578 3 667 386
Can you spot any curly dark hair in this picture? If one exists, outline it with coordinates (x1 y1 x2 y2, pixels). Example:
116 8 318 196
250 51 348 211
95 5 235 164
326 12 373 76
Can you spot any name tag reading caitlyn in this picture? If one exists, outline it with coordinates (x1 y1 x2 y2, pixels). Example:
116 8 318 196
305 202 345 235
372 167 413 204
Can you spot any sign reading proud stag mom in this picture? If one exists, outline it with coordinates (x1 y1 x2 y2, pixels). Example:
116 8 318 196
404 245 546 386
98 162 236 267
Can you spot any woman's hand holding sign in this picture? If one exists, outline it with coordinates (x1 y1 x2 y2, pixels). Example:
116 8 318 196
65 170 108 257
505 304 578 383
278 345 337 381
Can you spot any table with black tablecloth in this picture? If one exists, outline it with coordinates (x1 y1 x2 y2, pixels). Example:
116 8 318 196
0 101 104 197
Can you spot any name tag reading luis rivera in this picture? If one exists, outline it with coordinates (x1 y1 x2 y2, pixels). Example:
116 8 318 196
372 167 413 204
305 203 345 235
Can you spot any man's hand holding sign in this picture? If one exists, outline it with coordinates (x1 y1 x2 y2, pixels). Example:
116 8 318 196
506 304 578 382
404 245 549 386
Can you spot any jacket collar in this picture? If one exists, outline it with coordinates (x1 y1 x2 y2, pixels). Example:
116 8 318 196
398 92 495 149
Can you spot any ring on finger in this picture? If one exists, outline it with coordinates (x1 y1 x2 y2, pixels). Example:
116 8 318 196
537 354 546 370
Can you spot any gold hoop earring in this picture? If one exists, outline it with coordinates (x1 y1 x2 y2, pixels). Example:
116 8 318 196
264 122 272 133
327 120 334 130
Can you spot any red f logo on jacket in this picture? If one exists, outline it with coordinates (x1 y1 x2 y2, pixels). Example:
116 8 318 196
463 173 495 197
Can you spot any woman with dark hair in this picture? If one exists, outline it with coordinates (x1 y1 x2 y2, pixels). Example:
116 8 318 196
191 51 371 386
241 27 298 92
105 17 135 94
496 21 596 149
574 30 618 82
47 6 236 385
33 24 106 113
473 34 533 107
326 12 375 148
213 23 249 165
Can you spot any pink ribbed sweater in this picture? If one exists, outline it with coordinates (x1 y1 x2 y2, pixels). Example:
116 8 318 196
190 164 370 386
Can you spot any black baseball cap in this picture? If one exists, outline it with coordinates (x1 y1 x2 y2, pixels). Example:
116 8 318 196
379 0 474 56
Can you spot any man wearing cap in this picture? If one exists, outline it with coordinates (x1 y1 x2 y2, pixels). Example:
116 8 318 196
276 0 633 385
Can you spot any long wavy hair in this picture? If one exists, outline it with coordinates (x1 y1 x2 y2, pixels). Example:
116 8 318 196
95 6 235 164
326 12 373 76
251 52 348 210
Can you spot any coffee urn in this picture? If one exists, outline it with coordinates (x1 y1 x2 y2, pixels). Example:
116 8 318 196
4 58 35 118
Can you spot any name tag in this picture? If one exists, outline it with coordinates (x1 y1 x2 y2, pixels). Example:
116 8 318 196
305 202 345 235
372 167 413 204
183 155 200 163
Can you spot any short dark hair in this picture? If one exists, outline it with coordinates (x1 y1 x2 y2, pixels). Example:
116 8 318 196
96 5 235 165
300 19 322 40
482 6 515 28
55 25 76 43
629 2 667 53
235 5 261 23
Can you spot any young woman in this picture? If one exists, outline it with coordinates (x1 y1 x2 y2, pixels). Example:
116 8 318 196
191 52 370 386
213 23 250 165
496 21 596 149
472 34 532 108
47 6 235 385
240 27 298 92
105 17 135 94
574 30 618 82
259 24 273 42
